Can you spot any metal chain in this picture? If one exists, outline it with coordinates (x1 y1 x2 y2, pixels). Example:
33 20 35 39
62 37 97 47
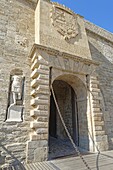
51 85 91 170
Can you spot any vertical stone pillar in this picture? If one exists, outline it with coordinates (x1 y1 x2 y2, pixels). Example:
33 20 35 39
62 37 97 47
27 53 50 163
90 76 108 151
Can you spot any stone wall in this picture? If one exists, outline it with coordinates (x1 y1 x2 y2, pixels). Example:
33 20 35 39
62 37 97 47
86 29 113 149
0 0 35 167
0 0 113 167
53 80 73 139
35 0 91 59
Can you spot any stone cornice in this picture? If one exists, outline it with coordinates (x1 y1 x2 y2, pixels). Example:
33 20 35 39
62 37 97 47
85 20 113 43
29 44 99 66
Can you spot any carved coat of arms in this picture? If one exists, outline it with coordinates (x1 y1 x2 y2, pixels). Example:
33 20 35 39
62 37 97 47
51 5 79 40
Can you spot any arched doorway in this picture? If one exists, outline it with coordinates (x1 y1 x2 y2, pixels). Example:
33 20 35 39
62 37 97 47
49 80 79 159
48 74 89 159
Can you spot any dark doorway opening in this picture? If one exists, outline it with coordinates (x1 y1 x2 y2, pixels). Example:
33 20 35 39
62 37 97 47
48 80 79 159
49 93 57 138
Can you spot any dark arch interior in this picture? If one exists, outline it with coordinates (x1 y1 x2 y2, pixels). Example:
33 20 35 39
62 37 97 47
48 80 79 159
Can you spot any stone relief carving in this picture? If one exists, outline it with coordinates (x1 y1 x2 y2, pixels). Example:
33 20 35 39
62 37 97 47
6 74 25 122
50 4 79 40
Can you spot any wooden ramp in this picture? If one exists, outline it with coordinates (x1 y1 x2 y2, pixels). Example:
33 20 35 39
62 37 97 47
25 150 113 170
1 151 113 170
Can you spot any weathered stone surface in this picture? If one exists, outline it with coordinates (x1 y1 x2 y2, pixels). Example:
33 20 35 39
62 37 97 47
37 117 48 122
6 105 23 122
30 110 48 117
34 147 48 162
36 128 48 134
30 134 48 141
31 78 49 87
35 1 91 59
27 141 48 149
31 68 49 79
31 98 49 106
1 0 113 167
30 121 48 128
0 0 35 166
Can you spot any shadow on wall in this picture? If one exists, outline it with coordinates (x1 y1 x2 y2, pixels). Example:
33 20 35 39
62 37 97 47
0 143 26 169
89 40 113 149
50 74 89 151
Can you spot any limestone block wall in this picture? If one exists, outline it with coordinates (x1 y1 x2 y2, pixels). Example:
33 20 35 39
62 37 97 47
53 80 73 139
35 0 91 59
0 0 35 167
86 27 113 149
28 52 50 163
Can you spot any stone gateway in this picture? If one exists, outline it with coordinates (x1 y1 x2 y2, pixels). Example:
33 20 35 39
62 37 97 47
0 0 113 168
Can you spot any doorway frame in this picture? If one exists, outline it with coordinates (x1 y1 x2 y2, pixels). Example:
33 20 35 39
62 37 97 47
27 44 108 163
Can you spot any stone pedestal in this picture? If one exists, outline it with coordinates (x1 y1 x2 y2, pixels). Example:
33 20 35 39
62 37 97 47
6 105 23 122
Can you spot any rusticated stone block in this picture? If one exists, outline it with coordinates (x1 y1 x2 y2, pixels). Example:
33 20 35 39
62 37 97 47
37 117 48 122
34 147 48 162
31 78 49 88
27 140 48 149
30 121 48 128
30 98 49 106
95 131 105 136
94 121 104 126
92 103 101 108
94 116 102 121
95 126 103 131
31 68 49 79
37 105 49 111
93 108 101 112
30 110 48 117
36 128 48 134
30 134 48 141
96 140 108 151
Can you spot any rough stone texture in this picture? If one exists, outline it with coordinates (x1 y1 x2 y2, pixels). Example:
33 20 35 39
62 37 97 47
86 29 113 150
35 0 91 59
28 44 100 162
0 0 35 167
85 20 113 43
52 80 74 139
1 0 113 167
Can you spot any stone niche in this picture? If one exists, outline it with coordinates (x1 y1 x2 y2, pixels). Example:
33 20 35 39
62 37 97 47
35 0 91 59
6 69 25 122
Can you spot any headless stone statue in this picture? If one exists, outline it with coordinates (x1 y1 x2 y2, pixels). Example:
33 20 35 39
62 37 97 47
6 75 24 122
11 75 22 105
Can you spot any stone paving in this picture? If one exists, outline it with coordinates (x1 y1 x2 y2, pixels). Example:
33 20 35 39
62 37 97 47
48 137 89 160
48 137 76 160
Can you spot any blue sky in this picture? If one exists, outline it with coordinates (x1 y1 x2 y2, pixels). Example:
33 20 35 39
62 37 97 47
52 0 113 33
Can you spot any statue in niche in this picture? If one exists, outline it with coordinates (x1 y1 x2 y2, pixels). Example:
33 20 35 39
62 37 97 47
6 73 25 122
11 75 23 105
